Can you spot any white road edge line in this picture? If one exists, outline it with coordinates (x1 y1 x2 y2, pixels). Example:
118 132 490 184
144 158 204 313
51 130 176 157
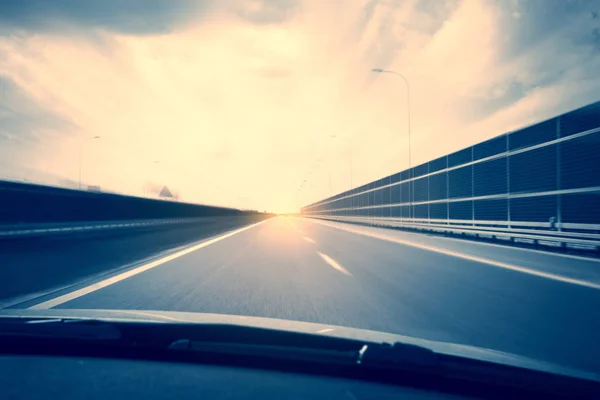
303 236 316 244
28 219 272 310
436 234 600 263
317 252 353 277
307 219 600 290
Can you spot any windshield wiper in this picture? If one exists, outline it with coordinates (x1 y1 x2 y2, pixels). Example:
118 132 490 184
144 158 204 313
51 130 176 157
168 339 360 365
164 338 598 397
166 339 439 370
359 341 438 367
0 317 438 369
1 317 598 398
0 318 121 340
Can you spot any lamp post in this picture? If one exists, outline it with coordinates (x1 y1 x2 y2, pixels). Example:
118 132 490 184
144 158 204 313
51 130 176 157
372 68 413 220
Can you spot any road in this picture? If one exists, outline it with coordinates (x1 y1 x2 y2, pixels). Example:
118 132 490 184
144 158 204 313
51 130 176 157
0 215 266 306
6 216 600 373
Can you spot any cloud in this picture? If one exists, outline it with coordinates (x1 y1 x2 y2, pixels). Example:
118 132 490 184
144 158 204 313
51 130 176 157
0 0 599 212
0 0 303 36
255 66 292 79
0 75 79 185
458 0 600 132
0 0 206 35
0 76 76 140
230 0 301 24
497 0 597 59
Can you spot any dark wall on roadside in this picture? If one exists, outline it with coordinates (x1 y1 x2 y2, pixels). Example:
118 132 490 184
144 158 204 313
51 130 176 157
0 180 261 224
302 101 600 226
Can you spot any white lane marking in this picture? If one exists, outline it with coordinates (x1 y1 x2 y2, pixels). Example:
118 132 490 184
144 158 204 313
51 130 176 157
317 252 353 277
307 219 600 290
28 219 272 310
316 328 335 333
303 236 316 244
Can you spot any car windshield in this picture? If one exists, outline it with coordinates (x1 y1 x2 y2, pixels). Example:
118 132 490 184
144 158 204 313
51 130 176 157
1 0 600 380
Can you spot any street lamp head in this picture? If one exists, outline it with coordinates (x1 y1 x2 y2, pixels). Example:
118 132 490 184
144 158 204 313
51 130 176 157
372 68 384 73
93 136 101 139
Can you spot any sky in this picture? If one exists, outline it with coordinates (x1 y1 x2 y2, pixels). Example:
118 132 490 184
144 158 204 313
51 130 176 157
1 0 600 213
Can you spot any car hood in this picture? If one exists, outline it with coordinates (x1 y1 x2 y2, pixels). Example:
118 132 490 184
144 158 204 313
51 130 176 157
1 308 598 382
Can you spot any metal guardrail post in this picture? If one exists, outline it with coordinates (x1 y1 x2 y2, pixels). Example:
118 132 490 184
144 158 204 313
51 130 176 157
389 175 392 219
506 133 512 229
427 162 431 223
471 146 475 226
446 155 450 225
556 116 563 232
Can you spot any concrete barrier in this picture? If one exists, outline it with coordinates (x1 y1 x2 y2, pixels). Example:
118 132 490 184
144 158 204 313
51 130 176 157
0 180 258 225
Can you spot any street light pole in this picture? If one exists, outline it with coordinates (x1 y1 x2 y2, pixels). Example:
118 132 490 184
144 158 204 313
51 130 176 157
372 68 412 220
79 136 101 190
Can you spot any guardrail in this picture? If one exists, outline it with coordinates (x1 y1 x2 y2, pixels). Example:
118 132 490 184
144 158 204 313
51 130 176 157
0 180 271 241
0 216 245 239
302 101 600 234
0 180 258 225
307 215 600 253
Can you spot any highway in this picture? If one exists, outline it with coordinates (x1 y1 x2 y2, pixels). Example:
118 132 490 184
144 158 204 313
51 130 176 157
5 216 600 374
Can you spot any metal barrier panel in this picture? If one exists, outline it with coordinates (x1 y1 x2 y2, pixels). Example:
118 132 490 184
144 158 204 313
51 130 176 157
302 101 600 233
0 180 255 224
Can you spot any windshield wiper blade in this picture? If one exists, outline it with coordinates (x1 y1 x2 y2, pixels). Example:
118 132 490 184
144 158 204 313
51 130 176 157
0 317 122 340
167 339 361 366
166 339 439 370
358 342 439 368
358 341 600 397
1 317 597 397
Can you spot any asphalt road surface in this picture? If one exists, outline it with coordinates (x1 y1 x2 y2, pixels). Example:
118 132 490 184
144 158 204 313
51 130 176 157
0 215 266 306
6 216 600 374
